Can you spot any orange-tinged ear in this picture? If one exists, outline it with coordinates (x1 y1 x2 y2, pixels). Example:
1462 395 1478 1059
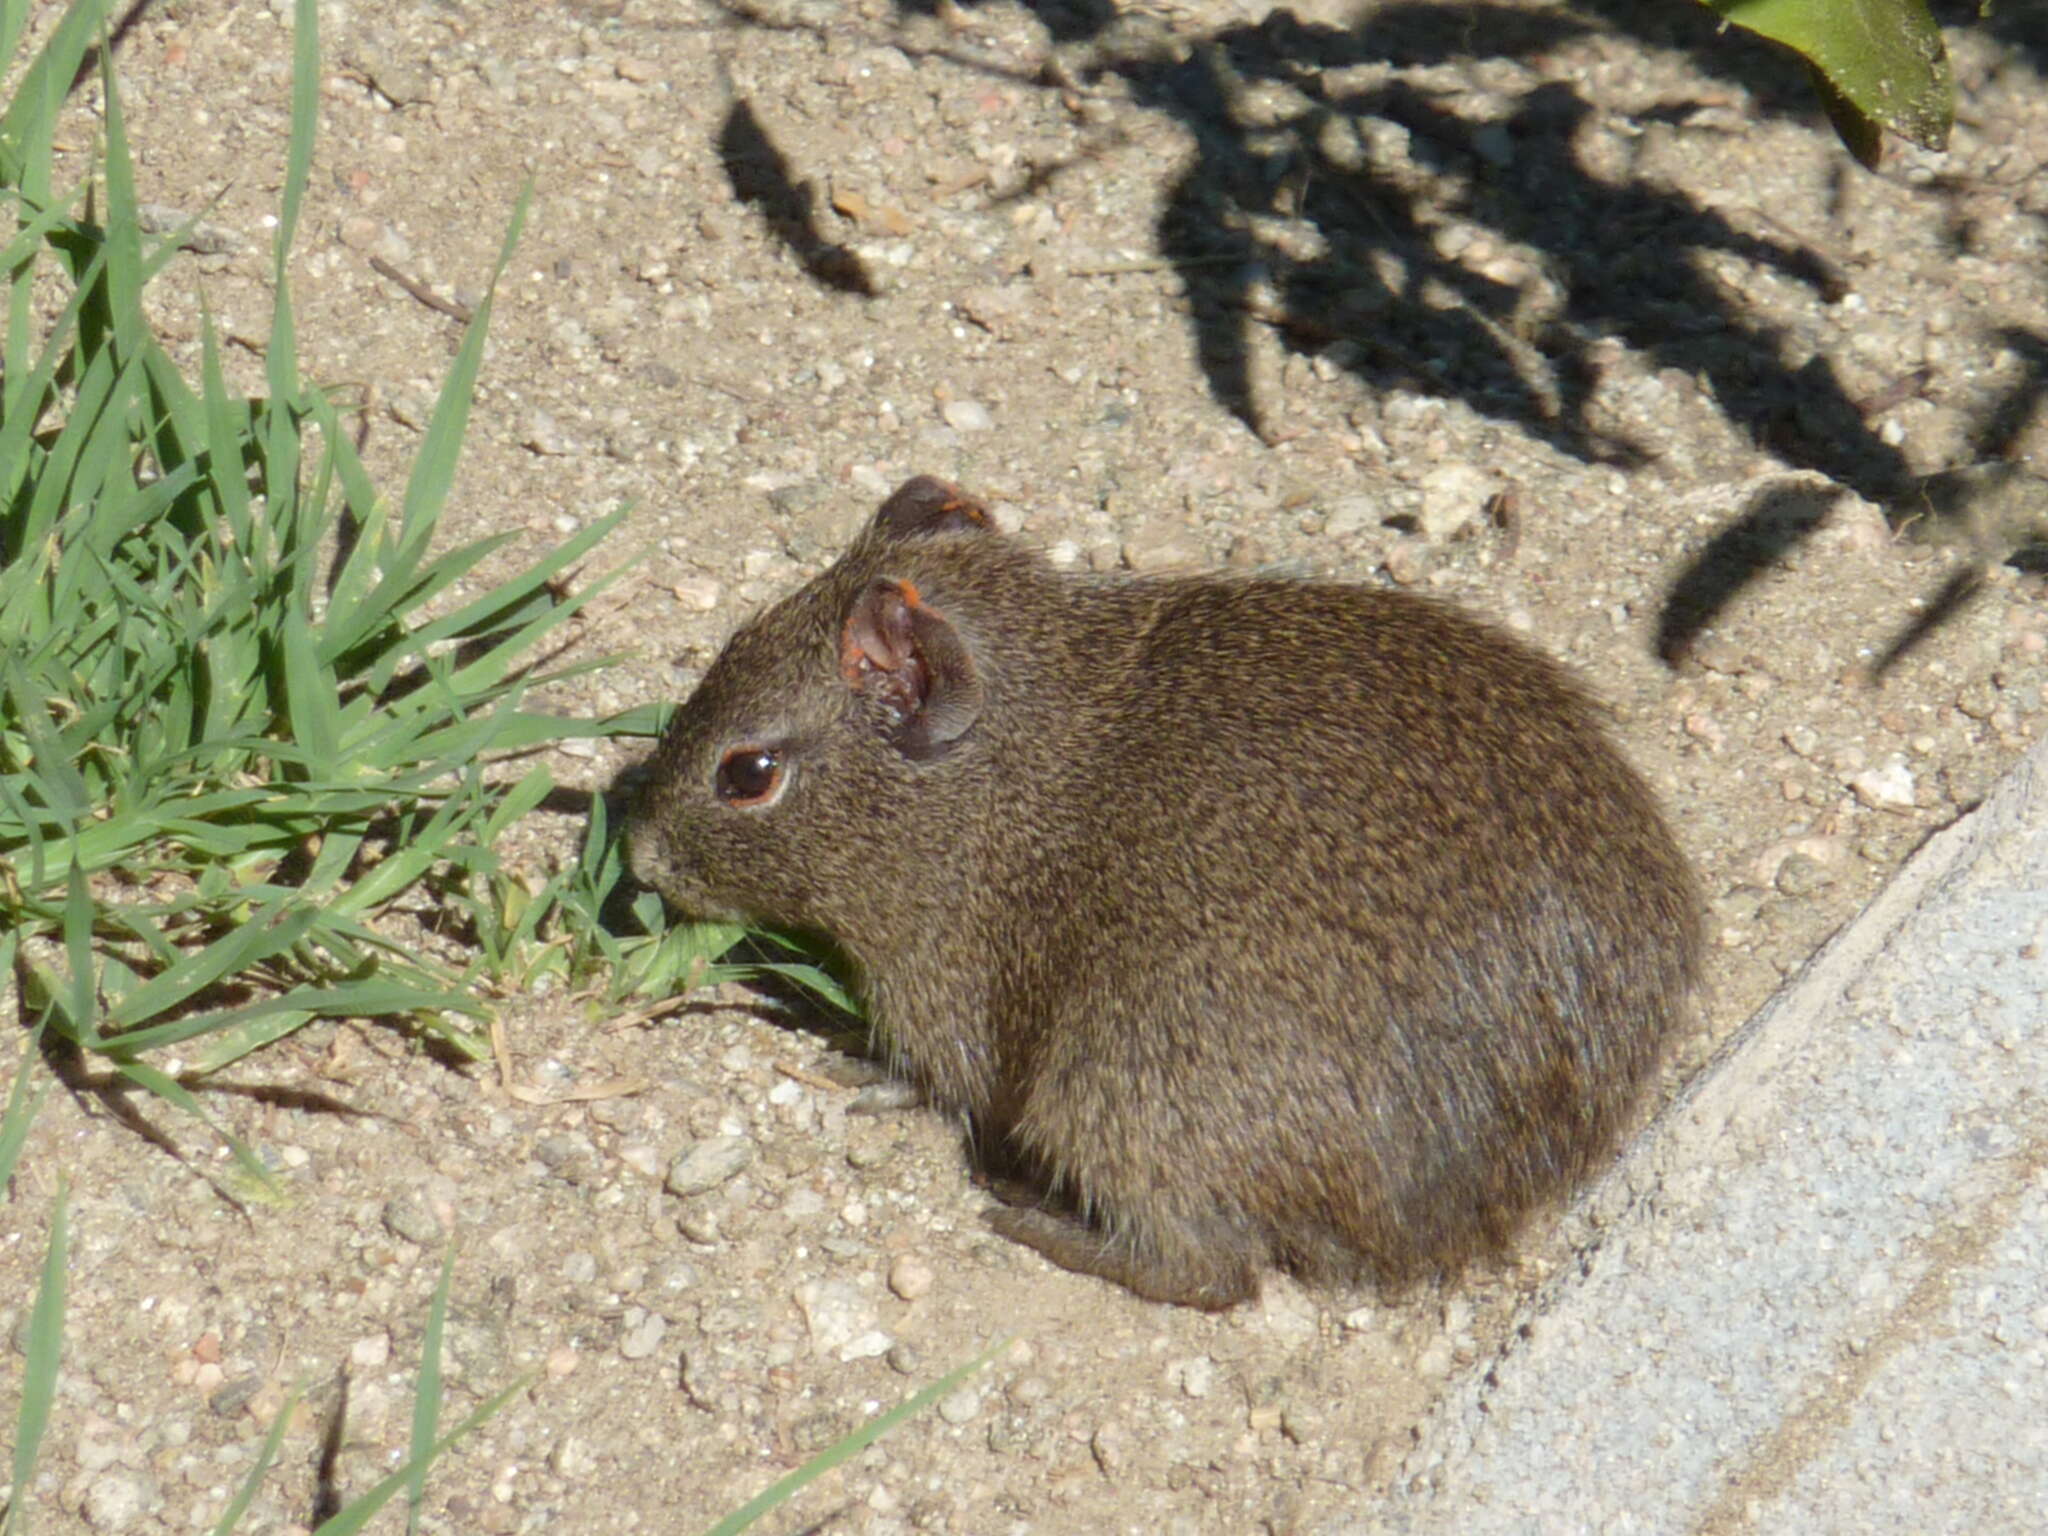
839 578 984 760
871 476 993 540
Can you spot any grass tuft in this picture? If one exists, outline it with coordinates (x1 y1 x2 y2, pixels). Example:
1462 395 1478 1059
0 0 775 1118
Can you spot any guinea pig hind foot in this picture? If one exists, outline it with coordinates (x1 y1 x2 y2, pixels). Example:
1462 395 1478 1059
985 1203 1261 1312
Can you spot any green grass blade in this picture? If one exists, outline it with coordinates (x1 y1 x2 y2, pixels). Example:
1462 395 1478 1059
199 312 253 540
297 392 389 642
401 505 628 662
742 960 861 1019
6 1182 69 1536
62 858 99 1046
93 22 151 369
209 1381 304 1536
0 185 86 438
103 895 318 1029
323 787 488 917
393 184 529 569
266 0 320 411
180 1009 316 1076
701 1339 1007 1536
475 767 553 847
0 0 32 85
0 0 101 191
325 529 521 673
4 654 92 822
111 976 485 1062
407 1249 455 1536
108 1057 278 1197
309 1373 538 1536
279 597 340 776
0 1017 50 1197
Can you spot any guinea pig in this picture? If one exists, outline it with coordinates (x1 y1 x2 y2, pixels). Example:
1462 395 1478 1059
629 476 1701 1309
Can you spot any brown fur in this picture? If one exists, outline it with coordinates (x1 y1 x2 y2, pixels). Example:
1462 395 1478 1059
629 477 1702 1310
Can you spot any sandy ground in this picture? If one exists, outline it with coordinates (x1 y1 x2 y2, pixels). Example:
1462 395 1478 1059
4 1 2046 1532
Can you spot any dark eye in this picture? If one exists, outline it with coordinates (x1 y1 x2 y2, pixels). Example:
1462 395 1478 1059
715 746 786 808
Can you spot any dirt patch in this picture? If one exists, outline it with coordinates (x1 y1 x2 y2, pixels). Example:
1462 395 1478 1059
5 1 2046 1532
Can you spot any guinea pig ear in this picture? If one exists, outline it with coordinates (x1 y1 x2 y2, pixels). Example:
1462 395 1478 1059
839 578 984 760
871 476 994 540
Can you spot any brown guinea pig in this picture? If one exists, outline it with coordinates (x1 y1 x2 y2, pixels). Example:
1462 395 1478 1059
629 476 1701 1310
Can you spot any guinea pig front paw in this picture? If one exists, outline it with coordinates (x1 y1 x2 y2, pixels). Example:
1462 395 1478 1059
985 1203 1261 1312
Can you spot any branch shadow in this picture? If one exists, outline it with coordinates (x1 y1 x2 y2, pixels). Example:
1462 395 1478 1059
717 97 879 297
718 0 2042 665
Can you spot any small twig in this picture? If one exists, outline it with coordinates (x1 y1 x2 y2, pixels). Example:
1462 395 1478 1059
691 373 767 405
368 255 473 323
775 1061 851 1093
1486 487 1524 562
1065 252 1244 279
604 996 695 1032
1855 365 1934 418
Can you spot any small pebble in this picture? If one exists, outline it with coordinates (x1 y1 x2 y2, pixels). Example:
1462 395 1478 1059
678 1208 721 1244
537 1132 602 1186
1382 540 1427 585
523 409 576 456
839 1329 894 1362
1122 521 1203 573
845 1133 898 1170
382 1191 443 1246
1322 494 1379 539
940 397 994 432
618 1142 663 1179
1775 851 1838 897
671 577 722 611
889 1254 936 1301
1417 463 1491 541
208 1374 263 1418
1091 1422 1130 1475
618 1308 668 1360
1847 760 1916 812
551 1434 600 1479
794 1279 879 1357
80 1473 156 1532
667 1135 754 1196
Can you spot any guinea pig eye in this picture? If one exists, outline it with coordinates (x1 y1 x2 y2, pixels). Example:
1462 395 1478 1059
715 746 786 809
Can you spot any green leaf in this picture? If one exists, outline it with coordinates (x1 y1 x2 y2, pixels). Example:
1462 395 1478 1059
1703 0 1952 164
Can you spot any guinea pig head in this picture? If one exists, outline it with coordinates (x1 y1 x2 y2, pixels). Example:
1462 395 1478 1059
627 521 989 938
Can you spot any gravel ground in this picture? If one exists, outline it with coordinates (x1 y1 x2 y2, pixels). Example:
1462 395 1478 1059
3 1 2046 1532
